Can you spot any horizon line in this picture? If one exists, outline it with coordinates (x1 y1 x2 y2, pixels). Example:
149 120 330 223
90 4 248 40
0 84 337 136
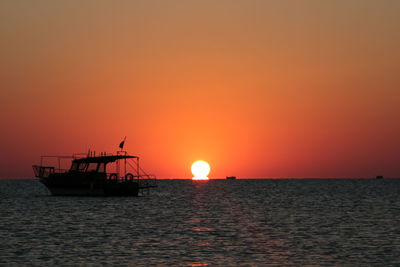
2 177 399 180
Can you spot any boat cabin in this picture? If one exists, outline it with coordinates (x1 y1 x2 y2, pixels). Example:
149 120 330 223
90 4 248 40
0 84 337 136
70 155 135 173
33 152 154 182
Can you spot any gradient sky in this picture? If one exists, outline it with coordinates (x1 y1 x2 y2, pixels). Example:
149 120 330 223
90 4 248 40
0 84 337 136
1 0 399 179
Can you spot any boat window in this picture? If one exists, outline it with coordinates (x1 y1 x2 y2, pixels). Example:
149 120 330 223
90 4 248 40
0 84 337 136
98 163 105 173
70 162 78 171
78 163 87 172
87 163 98 172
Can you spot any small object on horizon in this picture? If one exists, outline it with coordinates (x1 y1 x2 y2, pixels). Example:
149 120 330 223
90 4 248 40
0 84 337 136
226 176 236 180
376 175 383 179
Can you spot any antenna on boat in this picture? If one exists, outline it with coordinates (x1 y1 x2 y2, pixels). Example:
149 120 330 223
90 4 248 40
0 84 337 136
119 136 126 151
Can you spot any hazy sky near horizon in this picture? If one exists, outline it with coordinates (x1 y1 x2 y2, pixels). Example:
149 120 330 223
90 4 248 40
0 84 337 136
1 0 399 178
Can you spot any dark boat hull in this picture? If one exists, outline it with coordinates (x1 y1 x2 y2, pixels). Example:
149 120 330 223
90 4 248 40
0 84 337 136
40 173 140 196
43 183 140 196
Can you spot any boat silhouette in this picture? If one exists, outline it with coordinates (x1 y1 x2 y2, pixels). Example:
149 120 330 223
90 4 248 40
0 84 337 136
33 150 156 196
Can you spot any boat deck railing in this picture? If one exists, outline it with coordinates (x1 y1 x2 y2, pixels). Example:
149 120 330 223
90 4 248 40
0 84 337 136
106 172 156 184
32 165 54 178
34 152 157 188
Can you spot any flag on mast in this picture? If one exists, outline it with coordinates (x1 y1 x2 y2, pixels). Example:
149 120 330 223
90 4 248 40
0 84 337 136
119 137 126 150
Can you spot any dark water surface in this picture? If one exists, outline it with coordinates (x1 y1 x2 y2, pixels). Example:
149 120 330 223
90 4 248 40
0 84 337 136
1 179 400 266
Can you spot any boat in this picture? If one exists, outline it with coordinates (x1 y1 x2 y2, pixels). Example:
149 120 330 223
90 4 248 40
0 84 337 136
376 175 383 180
226 176 236 180
32 150 156 196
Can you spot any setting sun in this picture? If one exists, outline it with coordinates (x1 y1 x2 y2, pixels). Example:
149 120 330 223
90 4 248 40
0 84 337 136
191 161 210 180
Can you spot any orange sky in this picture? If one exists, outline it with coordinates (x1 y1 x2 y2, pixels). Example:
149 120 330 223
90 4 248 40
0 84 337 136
1 1 399 179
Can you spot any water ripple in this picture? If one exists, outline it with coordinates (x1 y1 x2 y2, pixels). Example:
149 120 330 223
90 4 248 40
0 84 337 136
1 179 400 266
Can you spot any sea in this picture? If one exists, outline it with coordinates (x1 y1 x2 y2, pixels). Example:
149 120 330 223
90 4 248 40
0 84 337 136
1 179 400 266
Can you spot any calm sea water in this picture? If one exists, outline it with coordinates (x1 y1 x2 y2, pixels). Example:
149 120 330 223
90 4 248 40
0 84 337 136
1 179 400 266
